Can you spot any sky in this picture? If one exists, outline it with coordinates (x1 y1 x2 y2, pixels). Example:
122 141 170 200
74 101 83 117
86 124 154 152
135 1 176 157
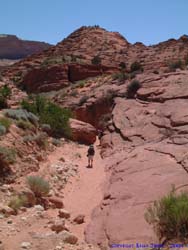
0 0 187 45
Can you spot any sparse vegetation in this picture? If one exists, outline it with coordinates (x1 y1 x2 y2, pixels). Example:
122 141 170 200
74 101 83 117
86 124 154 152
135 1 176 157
27 176 50 198
168 59 183 71
119 62 126 70
0 85 11 99
5 109 39 126
8 194 28 212
126 80 141 98
16 119 34 130
21 96 72 137
112 72 128 82
0 146 16 172
0 117 11 131
91 55 101 65
0 86 10 109
145 187 188 242
130 61 143 72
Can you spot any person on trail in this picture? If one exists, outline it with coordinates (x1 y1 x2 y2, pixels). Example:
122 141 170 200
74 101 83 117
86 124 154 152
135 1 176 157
87 144 95 168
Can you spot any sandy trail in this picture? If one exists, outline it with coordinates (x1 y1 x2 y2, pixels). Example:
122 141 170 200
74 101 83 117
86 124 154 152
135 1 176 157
46 138 106 241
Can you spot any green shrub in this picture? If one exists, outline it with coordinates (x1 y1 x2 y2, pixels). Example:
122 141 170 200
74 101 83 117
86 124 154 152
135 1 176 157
91 55 101 65
169 60 183 70
5 109 39 125
34 133 48 149
112 72 128 81
78 80 86 88
0 117 11 131
99 113 112 128
0 146 16 171
0 125 6 136
16 119 34 130
0 96 8 109
119 62 126 70
51 138 61 147
126 80 141 98
8 194 28 211
130 61 143 72
21 96 72 137
145 188 188 241
0 85 11 98
27 176 50 197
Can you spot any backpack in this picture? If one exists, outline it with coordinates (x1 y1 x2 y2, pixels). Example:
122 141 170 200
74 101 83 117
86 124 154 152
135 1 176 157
88 147 95 156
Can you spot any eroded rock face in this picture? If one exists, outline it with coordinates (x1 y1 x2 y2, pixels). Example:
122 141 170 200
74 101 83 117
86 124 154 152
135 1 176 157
85 70 188 248
69 118 96 145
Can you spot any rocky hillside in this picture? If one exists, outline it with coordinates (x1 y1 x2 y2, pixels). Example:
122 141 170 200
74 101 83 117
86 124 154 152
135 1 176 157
2 26 188 93
0 34 51 59
0 26 188 249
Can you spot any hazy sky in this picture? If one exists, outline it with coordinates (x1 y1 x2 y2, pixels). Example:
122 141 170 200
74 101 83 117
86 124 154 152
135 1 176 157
1 0 187 45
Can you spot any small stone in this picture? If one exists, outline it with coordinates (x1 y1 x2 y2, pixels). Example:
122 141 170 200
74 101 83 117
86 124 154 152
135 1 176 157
58 209 70 219
48 197 64 208
51 219 67 233
61 231 78 245
7 219 13 224
73 214 85 224
34 205 44 212
21 242 31 249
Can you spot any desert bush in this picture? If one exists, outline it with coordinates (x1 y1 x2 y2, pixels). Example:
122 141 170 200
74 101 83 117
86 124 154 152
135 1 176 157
0 146 16 172
0 96 8 109
34 133 48 149
8 194 28 211
27 176 50 198
145 188 188 242
130 61 143 72
0 85 11 98
112 72 128 82
0 125 6 136
126 80 141 98
51 138 61 147
168 60 183 70
119 62 126 70
5 109 39 125
0 117 11 131
21 96 72 137
91 55 101 65
78 80 86 88
16 119 34 130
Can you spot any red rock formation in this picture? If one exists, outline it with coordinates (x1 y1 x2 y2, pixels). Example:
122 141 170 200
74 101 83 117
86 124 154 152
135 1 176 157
0 35 51 59
69 118 96 145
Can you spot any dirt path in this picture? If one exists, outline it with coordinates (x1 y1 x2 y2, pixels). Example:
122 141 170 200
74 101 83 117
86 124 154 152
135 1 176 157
62 139 106 241
42 138 106 242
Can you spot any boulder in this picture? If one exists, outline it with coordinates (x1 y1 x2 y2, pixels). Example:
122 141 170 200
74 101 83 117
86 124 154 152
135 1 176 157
58 209 70 219
73 214 85 224
60 231 78 245
48 197 64 208
51 219 68 233
69 118 96 145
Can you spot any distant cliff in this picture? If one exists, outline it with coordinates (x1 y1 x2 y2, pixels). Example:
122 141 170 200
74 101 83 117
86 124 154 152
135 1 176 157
0 34 52 59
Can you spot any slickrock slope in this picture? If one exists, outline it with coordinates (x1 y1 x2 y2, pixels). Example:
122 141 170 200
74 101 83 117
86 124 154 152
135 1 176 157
84 70 188 248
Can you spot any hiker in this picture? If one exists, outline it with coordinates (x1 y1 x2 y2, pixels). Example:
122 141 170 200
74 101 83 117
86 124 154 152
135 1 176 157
87 144 95 168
